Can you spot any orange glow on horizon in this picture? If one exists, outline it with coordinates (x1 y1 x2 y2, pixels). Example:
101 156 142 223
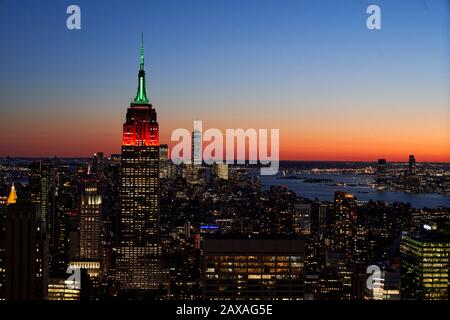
1 117 449 162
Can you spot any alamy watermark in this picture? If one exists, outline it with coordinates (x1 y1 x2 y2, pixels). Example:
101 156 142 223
366 5 381 30
171 120 280 175
66 266 81 290
65 5 382 32
66 5 81 30
366 264 384 290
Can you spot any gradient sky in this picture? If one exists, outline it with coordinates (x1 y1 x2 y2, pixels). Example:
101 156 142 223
0 0 449 161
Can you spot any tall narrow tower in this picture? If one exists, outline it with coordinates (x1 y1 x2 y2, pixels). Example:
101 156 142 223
408 155 416 175
116 34 162 291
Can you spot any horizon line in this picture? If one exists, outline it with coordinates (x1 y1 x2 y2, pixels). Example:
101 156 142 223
1 156 449 164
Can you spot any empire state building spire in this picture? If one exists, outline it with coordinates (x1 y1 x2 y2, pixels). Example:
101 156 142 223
134 32 149 104
139 32 145 71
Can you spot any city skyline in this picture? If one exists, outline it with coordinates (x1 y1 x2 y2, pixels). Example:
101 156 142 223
1 2 450 304
0 0 449 161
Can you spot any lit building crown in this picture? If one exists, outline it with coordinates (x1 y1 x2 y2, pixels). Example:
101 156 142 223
7 184 17 205
122 34 159 147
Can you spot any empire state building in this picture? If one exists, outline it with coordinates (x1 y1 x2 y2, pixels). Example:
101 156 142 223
116 34 162 291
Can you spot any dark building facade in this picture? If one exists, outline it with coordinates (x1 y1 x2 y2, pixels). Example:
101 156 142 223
0 197 6 299
409 155 416 175
5 202 48 300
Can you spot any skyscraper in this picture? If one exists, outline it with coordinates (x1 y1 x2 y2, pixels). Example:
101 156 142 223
159 144 170 179
294 203 312 236
5 201 48 300
401 229 450 300
331 192 357 300
75 184 103 293
79 185 102 261
190 120 204 184
376 159 388 187
333 191 356 254
116 34 163 291
311 202 328 241
409 155 416 175
91 152 106 180
0 195 7 299
192 120 202 166
29 160 54 224
29 160 58 275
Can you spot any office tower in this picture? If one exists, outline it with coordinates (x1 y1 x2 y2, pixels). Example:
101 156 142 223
304 274 320 300
401 231 450 300
317 268 343 300
202 239 304 299
190 122 205 184
28 162 42 204
0 186 18 299
377 158 387 172
29 160 54 224
230 167 248 186
5 201 48 300
91 152 105 180
116 34 163 291
352 224 369 266
331 192 357 300
350 271 367 300
159 144 169 179
48 278 80 301
79 186 102 260
325 252 352 300
311 202 328 241
333 191 356 254
409 155 416 175
294 203 311 236
78 184 102 292
29 160 58 274
192 120 202 166
376 159 388 187
181 162 193 181
53 192 79 275
212 163 228 180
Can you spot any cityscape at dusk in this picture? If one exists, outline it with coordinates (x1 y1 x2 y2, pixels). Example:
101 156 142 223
0 0 450 313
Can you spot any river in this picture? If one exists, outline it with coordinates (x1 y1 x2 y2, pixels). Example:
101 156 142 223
259 173 450 209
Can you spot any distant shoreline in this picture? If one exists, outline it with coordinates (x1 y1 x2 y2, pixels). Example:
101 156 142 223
1 157 449 165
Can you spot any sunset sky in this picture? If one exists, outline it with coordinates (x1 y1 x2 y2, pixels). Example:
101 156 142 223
0 0 449 161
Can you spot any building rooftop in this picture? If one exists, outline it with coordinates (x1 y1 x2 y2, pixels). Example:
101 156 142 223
204 238 304 254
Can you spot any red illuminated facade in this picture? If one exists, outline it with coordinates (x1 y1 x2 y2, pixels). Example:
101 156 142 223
122 105 159 146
